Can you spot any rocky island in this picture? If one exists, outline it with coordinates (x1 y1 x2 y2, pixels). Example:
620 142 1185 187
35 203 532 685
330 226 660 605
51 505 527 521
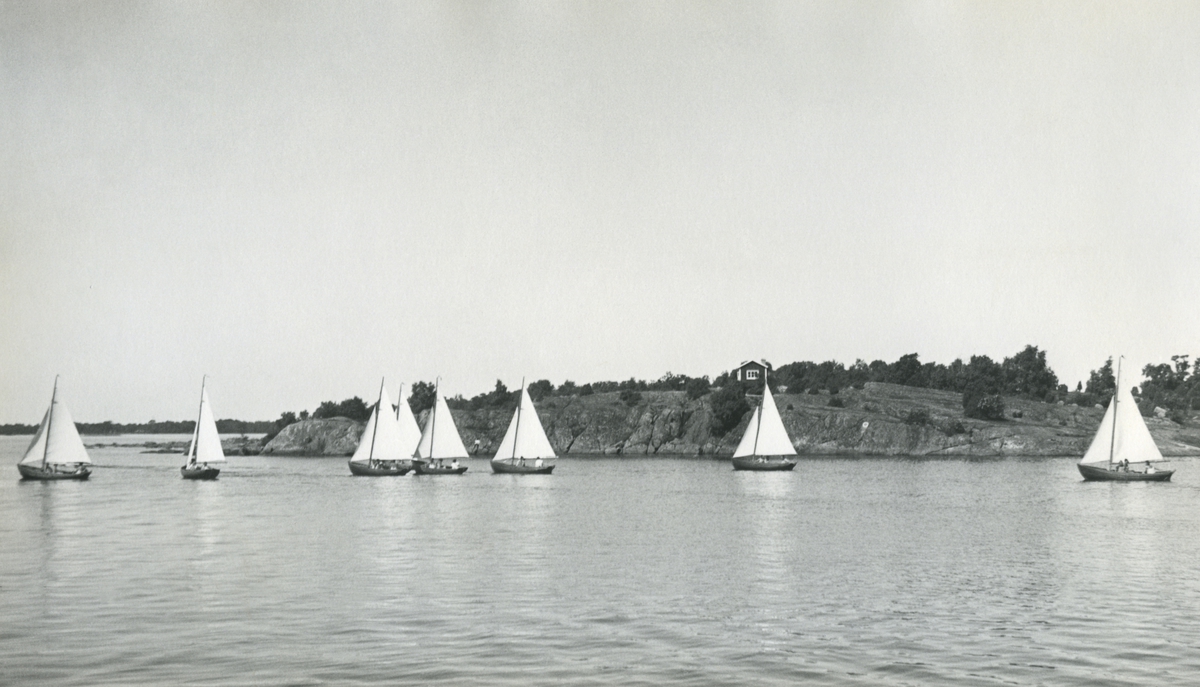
259 382 1200 458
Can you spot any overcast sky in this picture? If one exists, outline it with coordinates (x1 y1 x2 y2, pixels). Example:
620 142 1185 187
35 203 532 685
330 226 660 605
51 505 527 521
2 1 1198 423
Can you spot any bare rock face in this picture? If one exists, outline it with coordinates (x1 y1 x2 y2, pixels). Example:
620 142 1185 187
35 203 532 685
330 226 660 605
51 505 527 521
258 384 1200 459
260 417 363 456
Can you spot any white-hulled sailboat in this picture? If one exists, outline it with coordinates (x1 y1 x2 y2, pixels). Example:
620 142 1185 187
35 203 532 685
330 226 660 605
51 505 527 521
731 375 797 471
491 385 556 474
17 377 92 481
1078 358 1173 482
413 381 469 475
349 380 412 476
181 376 226 480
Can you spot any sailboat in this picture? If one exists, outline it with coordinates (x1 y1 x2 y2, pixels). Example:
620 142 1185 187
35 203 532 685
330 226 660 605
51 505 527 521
490 384 556 474
181 376 226 480
731 375 797 471
349 380 412 476
413 381 469 475
17 377 93 481
1078 358 1174 482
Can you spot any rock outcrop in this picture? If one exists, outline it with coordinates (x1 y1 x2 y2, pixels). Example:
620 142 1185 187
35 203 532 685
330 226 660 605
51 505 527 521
258 383 1200 458
260 417 363 456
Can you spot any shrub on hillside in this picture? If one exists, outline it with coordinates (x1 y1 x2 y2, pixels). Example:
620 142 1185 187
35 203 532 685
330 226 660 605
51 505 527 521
828 396 845 408
709 386 750 436
619 389 643 407
685 376 711 400
904 409 931 425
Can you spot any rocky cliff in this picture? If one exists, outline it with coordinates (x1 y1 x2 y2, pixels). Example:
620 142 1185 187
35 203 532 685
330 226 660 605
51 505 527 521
259 383 1200 458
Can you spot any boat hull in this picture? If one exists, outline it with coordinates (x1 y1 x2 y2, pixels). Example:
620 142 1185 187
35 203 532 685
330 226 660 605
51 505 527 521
732 457 797 471
1078 463 1173 482
18 464 91 480
347 460 411 476
181 466 220 480
412 461 468 475
491 460 554 474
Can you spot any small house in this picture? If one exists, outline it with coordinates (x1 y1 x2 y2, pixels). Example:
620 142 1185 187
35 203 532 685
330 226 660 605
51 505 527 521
734 360 771 383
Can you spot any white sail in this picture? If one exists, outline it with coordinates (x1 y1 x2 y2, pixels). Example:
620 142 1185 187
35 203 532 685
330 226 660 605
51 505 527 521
351 385 409 464
188 388 226 464
493 388 557 461
415 393 469 460
395 383 422 457
1079 377 1164 465
19 393 91 466
732 384 797 458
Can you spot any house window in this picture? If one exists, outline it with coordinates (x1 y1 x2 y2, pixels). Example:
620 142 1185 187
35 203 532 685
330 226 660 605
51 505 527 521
746 370 760 380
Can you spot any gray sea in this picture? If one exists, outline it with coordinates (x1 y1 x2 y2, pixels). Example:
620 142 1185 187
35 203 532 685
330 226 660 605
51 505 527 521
2 435 1198 686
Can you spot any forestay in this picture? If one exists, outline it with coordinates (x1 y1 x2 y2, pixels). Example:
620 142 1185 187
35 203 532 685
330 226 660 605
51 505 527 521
732 384 797 458
19 396 92 467
351 386 409 464
494 388 556 460
187 389 227 464
415 393 470 460
1079 379 1164 465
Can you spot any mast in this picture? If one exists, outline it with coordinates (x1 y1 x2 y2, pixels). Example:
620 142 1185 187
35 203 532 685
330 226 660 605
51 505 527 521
511 377 525 461
1108 357 1122 468
368 378 384 462
751 370 766 457
428 378 440 460
188 375 206 465
42 375 58 469
395 383 403 421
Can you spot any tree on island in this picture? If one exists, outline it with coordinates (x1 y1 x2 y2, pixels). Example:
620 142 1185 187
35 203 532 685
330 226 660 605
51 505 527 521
709 384 750 436
408 381 437 414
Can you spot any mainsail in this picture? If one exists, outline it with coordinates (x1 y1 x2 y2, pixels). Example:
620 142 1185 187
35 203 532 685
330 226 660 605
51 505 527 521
395 383 423 457
1079 373 1164 466
415 393 469 460
732 383 797 458
494 388 556 461
351 384 409 464
187 387 227 465
19 387 91 467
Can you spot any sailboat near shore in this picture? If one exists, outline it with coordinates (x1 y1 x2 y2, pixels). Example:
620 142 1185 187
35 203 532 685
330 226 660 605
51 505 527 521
491 383 556 474
1077 357 1174 482
349 380 412 476
731 375 797 471
413 381 469 475
17 377 93 481
181 376 225 480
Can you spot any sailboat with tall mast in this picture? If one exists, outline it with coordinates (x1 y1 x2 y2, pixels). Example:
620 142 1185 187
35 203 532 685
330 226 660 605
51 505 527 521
349 380 412 476
17 377 93 481
731 373 797 471
491 382 556 474
412 380 470 475
1078 357 1174 482
181 376 226 480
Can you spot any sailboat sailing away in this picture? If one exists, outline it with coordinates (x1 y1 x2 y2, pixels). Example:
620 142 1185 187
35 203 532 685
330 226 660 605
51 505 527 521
413 382 469 475
490 386 556 474
17 377 93 481
1078 358 1174 482
349 381 412 476
731 377 797 471
181 377 226 480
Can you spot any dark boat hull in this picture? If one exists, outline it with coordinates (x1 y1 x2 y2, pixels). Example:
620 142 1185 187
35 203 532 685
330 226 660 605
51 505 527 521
181 466 220 480
18 464 91 480
732 457 797 471
1078 463 1173 482
490 460 554 474
412 461 468 475
347 461 411 476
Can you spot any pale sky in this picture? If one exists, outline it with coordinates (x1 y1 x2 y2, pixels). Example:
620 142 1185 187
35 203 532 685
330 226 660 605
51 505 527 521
2 1 1198 423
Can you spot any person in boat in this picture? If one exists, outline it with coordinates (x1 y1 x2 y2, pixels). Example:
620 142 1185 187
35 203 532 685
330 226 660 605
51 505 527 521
535 457 543 469
451 459 459 469
1145 461 1156 473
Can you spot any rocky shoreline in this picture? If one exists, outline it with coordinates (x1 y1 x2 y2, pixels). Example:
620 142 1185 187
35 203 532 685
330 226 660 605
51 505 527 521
258 382 1200 458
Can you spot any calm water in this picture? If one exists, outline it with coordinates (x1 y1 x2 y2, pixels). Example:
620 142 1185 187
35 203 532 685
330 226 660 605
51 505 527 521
2 435 1199 686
